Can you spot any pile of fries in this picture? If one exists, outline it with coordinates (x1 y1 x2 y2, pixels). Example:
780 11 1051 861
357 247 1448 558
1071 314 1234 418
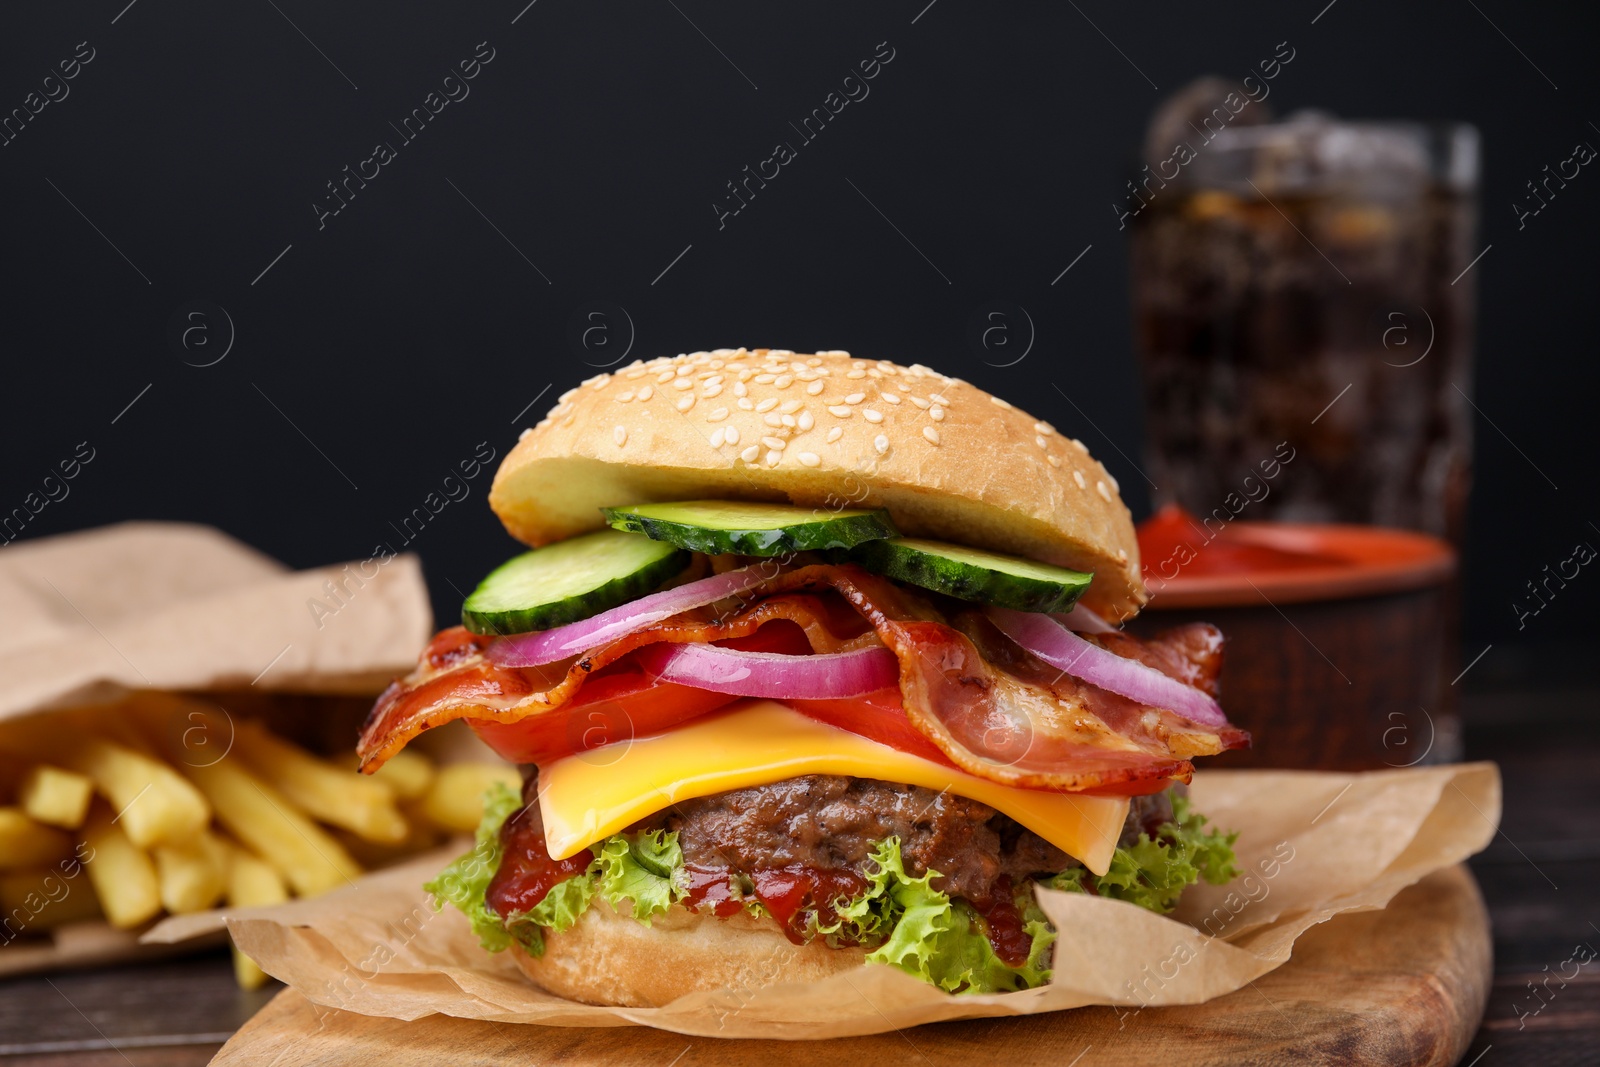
0 692 517 987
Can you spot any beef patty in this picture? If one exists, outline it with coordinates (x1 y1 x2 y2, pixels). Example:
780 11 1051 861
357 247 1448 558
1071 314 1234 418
624 774 1174 902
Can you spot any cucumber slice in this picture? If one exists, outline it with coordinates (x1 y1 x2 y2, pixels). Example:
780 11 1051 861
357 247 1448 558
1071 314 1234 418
461 529 691 636
601 500 898 556
850 537 1093 613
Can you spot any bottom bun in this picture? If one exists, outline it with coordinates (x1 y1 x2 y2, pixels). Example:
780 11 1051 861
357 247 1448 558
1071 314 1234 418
511 898 867 1007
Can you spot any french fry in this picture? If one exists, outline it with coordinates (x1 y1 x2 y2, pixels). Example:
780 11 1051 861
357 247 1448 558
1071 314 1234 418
0 867 102 933
232 720 408 844
18 765 93 829
82 805 162 928
418 763 521 833
152 829 228 914
369 749 436 801
225 845 288 990
70 738 211 850
0 808 73 869
178 756 362 897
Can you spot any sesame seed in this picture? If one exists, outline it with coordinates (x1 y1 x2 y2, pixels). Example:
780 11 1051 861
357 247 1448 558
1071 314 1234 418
807 357 823 366
740 445 760 462
638 385 654 400
560 387 580 403
826 426 843 443
755 373 776 384
519 427 534 440
1036 435 1048 448
863 409 883 423
781 414 796 428
845 392 866 405
617 391 635 402
710 428 726 448
874 434 889 455
910 397 930 409
923 425 940 445
707 407 729 422
991 396 1012 409
703 384 723 398
755 398 778 413
881 392 901 404
797 411 814 431
613 426 628 447
930 406 946 421
828 405 853 418
847 369 867 379
867 369 882 379
764 413 782 427
806 380 825 395
1048 455 1061 468
709 360 725 370
1034 421 1055 436
725 426 740 445
1105 471 1120 493
675 366 691 377
1070 438 1089 453
1097 480 1112 501
1117 548 1129 563
779 399 802 414
733 381 749 397
765 450 782 467
625 369 647 379
761 436 786 451
674 378 694 391
825 350 851 358
737 398 754 410
877 362 898 374
775 375 793 388
676 396 695 412
929 393 950 405
797 451 821 467
656 371 676 384
1073 471 1087 489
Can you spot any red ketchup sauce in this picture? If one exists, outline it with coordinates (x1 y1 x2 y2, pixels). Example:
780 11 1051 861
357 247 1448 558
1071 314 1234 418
681 864 868 944
969 876 1032 967
1138 504 1341 578
485 805 591 918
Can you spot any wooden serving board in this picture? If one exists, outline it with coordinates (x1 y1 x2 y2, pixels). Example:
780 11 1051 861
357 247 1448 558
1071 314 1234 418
210 864 1491 1067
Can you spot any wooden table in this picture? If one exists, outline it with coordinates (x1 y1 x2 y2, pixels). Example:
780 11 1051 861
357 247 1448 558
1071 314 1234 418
3 682 1595 1067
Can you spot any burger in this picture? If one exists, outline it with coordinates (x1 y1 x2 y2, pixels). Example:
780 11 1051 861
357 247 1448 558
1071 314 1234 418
357 348 1249 1006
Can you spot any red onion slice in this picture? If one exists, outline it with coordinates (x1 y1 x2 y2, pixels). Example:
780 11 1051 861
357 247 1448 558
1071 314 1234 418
985 606 1226 727
1054 603 1116 634
635 642 900 700
489 566 772 668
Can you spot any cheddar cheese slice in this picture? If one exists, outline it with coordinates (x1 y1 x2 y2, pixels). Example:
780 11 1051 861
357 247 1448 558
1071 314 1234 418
538 699 1130 875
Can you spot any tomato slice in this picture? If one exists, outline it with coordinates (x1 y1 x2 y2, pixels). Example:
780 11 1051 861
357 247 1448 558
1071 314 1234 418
468 620 812 765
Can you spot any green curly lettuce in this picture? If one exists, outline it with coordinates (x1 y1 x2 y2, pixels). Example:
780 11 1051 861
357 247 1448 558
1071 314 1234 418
595 828 683 924
422 781 538 953
841 838 1055 994
424 784 685 956
425 785 1236 990
1048 792 1240 913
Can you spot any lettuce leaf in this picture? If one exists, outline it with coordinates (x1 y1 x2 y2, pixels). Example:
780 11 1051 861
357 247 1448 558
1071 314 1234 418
1048 792 1240 914
845 838 1055 993
422 780 531 953
595 829 683 924
426 786 1235 991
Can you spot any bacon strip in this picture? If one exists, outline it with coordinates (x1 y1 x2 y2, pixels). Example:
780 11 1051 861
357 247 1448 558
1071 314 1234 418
357 564 1248 791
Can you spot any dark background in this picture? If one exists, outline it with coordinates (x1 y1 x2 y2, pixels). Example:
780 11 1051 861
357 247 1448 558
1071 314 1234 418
2 0 1596 674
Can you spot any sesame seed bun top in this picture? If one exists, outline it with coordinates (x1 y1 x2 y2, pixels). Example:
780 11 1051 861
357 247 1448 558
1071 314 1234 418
489 348 1146 621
